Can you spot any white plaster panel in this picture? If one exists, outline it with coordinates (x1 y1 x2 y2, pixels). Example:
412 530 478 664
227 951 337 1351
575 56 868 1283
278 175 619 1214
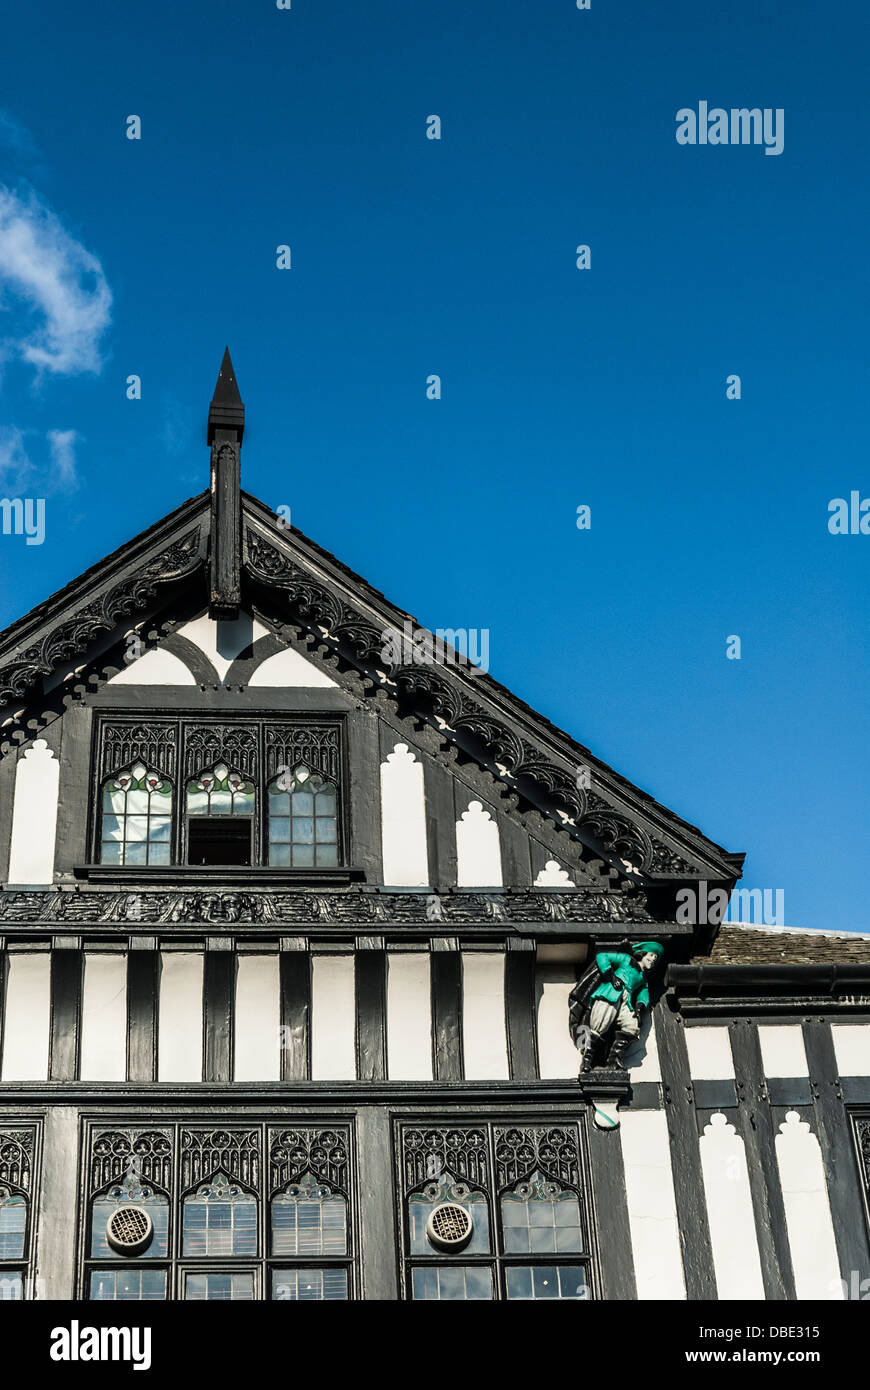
311 955 356 1080
175 613 270 680
157 953 203 1082
386 953 432 1080
249 646 338 687
830 1024 870 1077
625 1007 661 1082
234 954 281 1081
108 647 196 685
380 744 429 887
7 740 59 885
533 860 574 888
1 954 51 1081
456 801 502 888
775 1112 843 1300
535 964 580 1078
461 953 509 1080
79 953 127 1081
684 1025 735 1080
699 1113 765 1300
757 1024 809 1079
619 1109 686 1299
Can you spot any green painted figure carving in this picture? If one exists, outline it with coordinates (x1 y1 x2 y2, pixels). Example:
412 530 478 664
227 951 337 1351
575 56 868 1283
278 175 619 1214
569 941 664 1073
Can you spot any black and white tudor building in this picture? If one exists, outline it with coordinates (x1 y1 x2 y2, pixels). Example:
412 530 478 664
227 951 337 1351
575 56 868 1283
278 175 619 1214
0 354 868 1303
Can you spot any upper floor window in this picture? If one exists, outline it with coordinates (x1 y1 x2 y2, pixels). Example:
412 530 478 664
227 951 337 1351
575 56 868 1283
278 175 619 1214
94 718 343 869
267 765 338 868
100 763 172 866
0 1128 37 1301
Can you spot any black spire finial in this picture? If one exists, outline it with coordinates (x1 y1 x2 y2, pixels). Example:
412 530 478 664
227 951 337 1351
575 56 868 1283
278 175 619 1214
207 346 245 445
208 349 243 619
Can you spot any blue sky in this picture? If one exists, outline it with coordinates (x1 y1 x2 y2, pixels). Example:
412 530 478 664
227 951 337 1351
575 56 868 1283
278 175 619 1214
0 1 867 929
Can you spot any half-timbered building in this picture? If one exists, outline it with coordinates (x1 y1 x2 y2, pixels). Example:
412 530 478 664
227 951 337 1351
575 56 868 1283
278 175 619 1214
0 353 868 1302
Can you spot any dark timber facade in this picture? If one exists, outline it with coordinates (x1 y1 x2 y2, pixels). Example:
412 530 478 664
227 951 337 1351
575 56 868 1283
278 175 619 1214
0 355 868 1302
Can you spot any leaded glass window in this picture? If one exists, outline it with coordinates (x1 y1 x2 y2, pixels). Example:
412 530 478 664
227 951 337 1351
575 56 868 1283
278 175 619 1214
399 1122 592 1301
501 1170 583 1253
267 764 338 867
271 1172 347 1255
186 763 255 817
183 1272 255 1301
100 762 172 865
272 1268 348 1301
182 1173 257 1256
0 1192 26 1260
82 1122 355 1300
90 1269 167 1301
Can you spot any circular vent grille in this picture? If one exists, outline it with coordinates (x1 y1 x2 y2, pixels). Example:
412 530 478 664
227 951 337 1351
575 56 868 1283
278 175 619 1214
425 1203 473 1252
106 1205 154 1257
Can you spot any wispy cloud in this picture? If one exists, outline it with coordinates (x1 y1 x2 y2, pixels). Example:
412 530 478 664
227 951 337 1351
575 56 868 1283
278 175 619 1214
47 427 79 490
0 184 111 377
0 425 30 491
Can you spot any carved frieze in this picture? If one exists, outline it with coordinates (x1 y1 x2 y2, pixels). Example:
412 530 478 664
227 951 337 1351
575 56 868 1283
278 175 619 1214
0 885 655 927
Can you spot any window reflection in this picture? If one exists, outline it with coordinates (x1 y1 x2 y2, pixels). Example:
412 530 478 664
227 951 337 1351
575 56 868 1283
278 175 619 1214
411 1266 492 1301
505 1265 589 1300
268 765 338 867
271 1172 347 1256
90 1269 167 1301
272 1268 348 1301
182 1174 257 1257
100 762 172 866
500 1170 582 1254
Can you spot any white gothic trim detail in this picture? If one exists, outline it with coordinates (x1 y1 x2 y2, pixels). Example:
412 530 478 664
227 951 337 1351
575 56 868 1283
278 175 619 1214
774 1111 844 1300
533 859 575 888
7 738 60 886
456 800 503 888
698 1113 765 1300
379 743 429 887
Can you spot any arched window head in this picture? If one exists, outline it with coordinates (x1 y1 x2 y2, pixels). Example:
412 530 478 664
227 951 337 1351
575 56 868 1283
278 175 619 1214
500 1169 582 1254
100 761 172 865
0 1186 26 1260
182 1172 257 1257
271 1171 347 1256
268 763 338 867
186 763 255 817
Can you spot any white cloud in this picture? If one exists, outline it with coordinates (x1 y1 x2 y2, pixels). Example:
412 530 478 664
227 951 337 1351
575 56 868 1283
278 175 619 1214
0 184 111 376
47 427 79 490
0 425 31 490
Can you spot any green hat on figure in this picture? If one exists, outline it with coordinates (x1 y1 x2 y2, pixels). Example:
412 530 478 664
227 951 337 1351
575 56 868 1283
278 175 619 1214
633 941 665 959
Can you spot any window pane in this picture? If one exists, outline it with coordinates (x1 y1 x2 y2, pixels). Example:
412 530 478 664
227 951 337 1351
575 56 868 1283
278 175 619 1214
272 1269 348 1301
0 1197 27 1259
0 1272 23 1301
183 1272 254 1301
315 844 338 867
505 1265 589 1300
271 1178 347 1256
291 844 314 867
90 1196 169 1259
269 817 291 843
90 1269 166 1301
292 817 314 844
291 792 313 816
269 843 291 866
411 1266 493 1301
315 818 337 843
182 1180 257 1256
500 1173 582 1255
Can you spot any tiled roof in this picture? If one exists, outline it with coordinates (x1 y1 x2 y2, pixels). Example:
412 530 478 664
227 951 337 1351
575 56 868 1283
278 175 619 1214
697 923 870 965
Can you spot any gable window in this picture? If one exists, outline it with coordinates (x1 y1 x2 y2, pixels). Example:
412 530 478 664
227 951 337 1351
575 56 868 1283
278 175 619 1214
186 764 255 866
267 765 338 868
100 763 172 866
94 719 344 870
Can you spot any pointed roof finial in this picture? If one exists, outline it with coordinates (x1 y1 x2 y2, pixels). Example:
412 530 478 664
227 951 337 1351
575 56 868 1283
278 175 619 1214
207 346 245 445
